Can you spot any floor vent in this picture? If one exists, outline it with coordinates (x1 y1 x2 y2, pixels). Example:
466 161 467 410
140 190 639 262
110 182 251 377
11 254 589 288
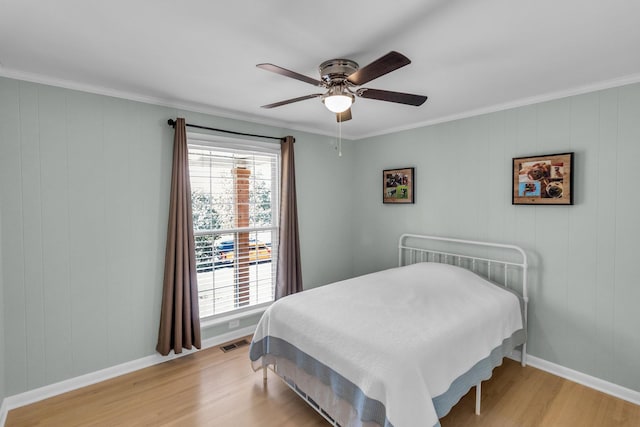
220 339 249 353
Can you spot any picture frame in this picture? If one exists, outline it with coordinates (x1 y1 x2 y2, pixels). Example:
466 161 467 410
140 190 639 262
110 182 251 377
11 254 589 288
512 152 574 205
383 167 415 204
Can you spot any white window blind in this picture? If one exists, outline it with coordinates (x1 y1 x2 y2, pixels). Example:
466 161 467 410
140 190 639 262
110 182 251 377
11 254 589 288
188 134 279 319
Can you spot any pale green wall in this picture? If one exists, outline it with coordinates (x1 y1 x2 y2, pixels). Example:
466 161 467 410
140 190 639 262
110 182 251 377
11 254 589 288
0 77 354 396
351 83 640 392
3 73 639 400
0 205 5 404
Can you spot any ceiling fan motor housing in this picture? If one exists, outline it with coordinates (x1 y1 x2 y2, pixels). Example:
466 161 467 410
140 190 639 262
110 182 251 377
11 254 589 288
319 59 359 85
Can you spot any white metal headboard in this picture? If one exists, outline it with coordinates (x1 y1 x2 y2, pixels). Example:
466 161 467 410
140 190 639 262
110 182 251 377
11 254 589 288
398 233 529 366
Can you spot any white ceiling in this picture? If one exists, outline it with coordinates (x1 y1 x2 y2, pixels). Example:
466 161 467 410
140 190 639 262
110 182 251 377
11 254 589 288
2 0 640 140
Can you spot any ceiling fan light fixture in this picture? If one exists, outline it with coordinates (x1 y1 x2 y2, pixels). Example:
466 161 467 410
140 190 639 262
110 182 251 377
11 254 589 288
322 85 354 113
323 94 352 113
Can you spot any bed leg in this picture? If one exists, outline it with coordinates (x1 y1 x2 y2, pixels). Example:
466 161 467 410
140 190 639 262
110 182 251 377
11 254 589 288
521 343 527 367
475 382 481 415
262 366 268 384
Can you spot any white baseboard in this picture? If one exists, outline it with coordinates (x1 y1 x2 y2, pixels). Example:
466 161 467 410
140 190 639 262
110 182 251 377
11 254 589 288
0 326 255 426
507 349 640 406
0 397 8 427
526 354 640 406
3 341 639 426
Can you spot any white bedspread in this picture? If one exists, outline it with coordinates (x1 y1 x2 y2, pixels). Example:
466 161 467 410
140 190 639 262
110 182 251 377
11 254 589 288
250 262 524 427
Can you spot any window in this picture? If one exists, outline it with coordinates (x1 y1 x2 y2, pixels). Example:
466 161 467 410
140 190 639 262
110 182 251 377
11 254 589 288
188 134 279 319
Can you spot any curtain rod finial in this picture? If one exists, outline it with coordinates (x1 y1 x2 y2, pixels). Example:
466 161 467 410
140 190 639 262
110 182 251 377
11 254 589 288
167 119 176 128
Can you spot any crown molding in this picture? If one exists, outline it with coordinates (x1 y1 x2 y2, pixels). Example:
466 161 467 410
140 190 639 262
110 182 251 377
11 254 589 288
3 68 640 142
0 67 339 139
356 72 640 140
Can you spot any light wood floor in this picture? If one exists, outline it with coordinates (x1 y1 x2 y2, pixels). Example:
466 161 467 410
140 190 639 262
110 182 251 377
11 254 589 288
7 338 640 427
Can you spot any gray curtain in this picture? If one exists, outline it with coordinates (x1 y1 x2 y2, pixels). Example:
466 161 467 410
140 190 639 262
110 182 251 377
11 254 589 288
156 117 201 356
275 136 303 299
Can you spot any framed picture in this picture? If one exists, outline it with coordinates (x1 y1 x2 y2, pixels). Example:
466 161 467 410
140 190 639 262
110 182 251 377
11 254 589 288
383 167 415 204
512 152 574 205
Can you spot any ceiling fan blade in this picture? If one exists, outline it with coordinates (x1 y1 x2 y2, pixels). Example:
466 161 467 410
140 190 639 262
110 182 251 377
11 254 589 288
261 93 323 109
357 88 427 106
257 63 323 87
346 51 411 86
336 108 352 122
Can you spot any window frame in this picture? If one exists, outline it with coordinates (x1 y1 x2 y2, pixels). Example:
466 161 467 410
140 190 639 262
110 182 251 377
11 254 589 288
187 132 280 323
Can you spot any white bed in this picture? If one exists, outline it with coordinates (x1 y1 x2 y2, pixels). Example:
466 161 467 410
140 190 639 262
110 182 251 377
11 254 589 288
249 234 528 427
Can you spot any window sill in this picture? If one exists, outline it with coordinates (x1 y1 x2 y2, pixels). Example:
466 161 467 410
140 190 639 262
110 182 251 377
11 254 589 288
200 303 271 330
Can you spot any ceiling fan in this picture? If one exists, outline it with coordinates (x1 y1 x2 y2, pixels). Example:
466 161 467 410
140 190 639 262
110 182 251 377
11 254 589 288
257 51 428 122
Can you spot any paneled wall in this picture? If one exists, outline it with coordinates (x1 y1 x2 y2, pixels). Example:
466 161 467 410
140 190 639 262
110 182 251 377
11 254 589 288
351 83 640 392
0 77 354 397
3 73 638 401
0 206 5 404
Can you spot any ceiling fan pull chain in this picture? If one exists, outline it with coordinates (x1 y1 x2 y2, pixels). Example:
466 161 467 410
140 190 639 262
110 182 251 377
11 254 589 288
338 116 342 157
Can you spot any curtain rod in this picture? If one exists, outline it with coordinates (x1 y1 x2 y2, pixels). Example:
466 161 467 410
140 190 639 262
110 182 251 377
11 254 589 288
167 119 286 141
